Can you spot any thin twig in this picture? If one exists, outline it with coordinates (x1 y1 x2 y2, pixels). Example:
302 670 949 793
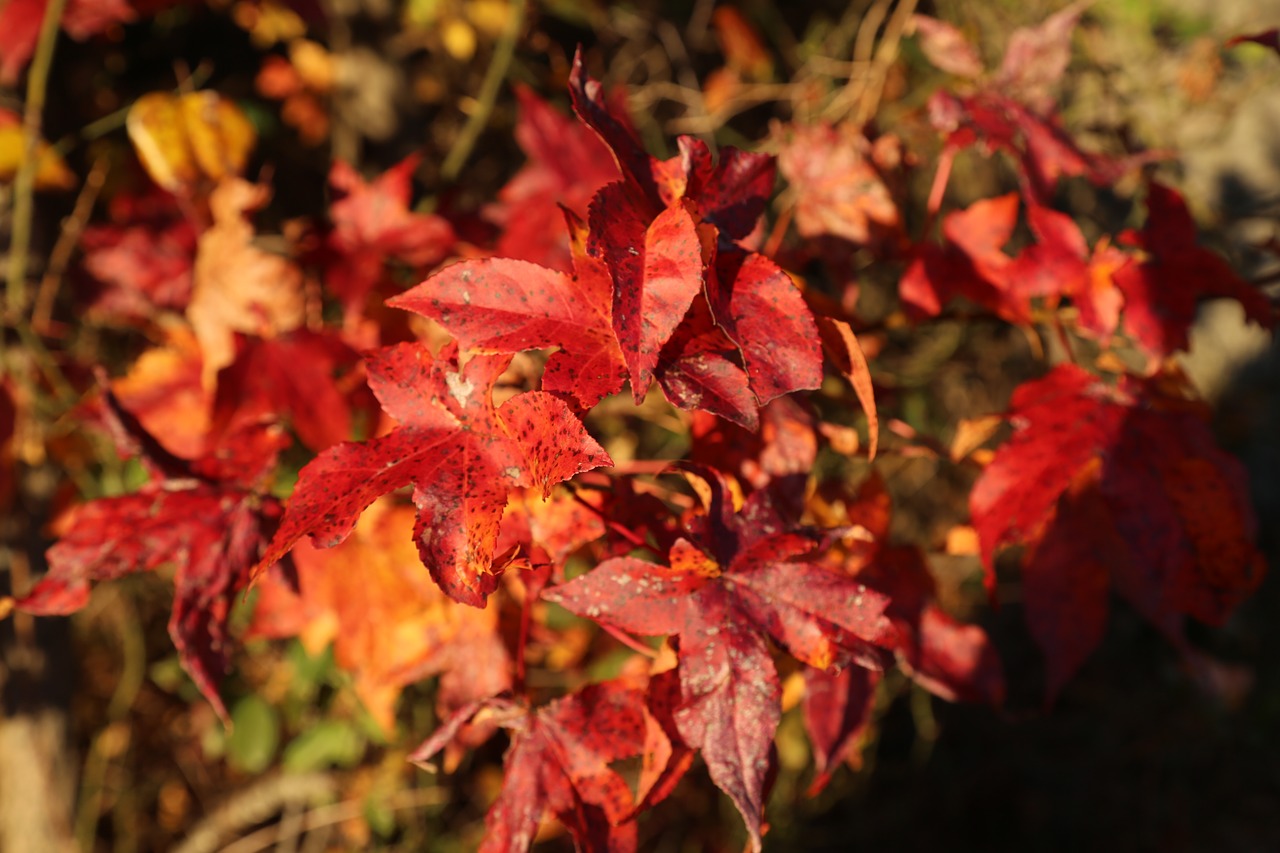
172 774 339 853
33 156 107 334
599 623 659 659
762 203 795 259
1051 315 1079 365
441 0 526 180
4 0 69 322
50 62 212 156
855 0 917 125
74 588 146 851
13 323 77 407
655 19 714 143
215 787 449 853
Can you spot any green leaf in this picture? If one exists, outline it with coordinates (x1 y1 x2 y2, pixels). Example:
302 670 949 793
282 720 366 773
364 793 397 840
226 695 280 774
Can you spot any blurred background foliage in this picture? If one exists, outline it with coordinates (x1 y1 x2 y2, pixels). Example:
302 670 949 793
2 0 1280 850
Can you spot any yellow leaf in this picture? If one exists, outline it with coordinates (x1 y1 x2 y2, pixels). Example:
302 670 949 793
945 524 980 556
0 126 76 190
949 414 1003 462
127 91 256 194
232 0 306 47
466 0 512 37
288 39 334 93
441 17 476 61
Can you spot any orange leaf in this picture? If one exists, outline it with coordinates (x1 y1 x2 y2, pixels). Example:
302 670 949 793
712 7 773 81
249 498 510 733
188 179 304 386
110 325 210 460
817 316 878 460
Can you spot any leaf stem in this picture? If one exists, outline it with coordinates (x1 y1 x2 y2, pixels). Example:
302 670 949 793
566 487 654 552
440 0 526 181
33 156 107 334
50 62 213 156
598 622 658 659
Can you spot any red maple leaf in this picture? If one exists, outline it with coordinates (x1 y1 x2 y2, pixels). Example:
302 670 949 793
253 341 612 606
389 210 628 409
325 155 455 319
212 328 372 451
857 545 1005 707
914 7 1160 203
485 85 621 271
4 385 287 722
545 469 893 850
901 194 1132 337
802 664 879 795
568 51 822 408
773 121 903 247
585 182 707 397
496 488 607 575
411 678 689 853
900 193 1022 320
1005 202 1127 340
403 52 819 425
652 291 761 428
970 365 1267 699
79 185 198 322
1113 182 1274 361
0 0 135 84
689 394 817 493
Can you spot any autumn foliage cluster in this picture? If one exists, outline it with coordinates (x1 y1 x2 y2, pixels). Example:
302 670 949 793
1 1 1277 850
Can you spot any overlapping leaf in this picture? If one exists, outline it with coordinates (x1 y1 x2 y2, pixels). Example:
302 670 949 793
79 185 198 322
773 121 902 247
401 53 821 425
108 325 210 459
213 328 369 452
900 193 1022 320
254 341 611 606
248 498 510 733
803 665 879 795
390 211 628 409
546 470 894 850
587 187 706 397
568 51 821 413
914 5 1156 202
901 193 1129 334
795 473 1004 786
188 178 305 386
970 365 1267 699
325 155 455 318
4 388 287 723
412 678 687 853
1113 182 1274 360
486 86 620 271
